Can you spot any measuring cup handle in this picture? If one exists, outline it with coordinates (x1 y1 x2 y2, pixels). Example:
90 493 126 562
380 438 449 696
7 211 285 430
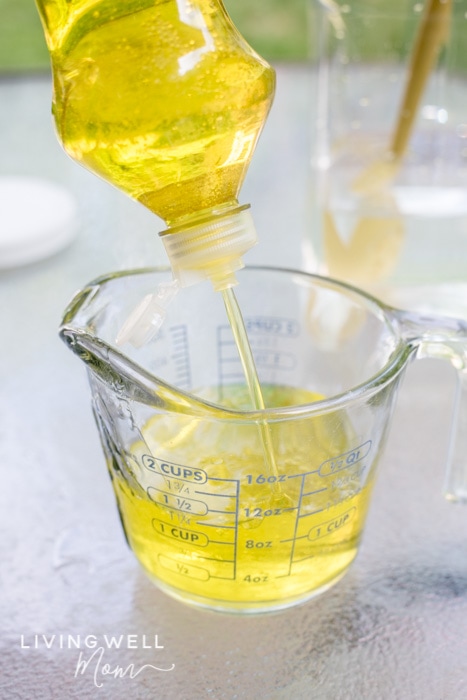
393 308 467 503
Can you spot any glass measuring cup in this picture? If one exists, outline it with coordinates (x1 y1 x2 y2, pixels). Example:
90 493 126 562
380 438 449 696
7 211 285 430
60 266 467 613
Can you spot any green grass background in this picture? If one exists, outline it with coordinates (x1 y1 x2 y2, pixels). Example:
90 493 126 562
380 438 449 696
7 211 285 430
0 0 309 73
3 1 465 75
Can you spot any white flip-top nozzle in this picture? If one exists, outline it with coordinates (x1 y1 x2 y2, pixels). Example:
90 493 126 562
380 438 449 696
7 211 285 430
116 205 256 348
115 278 180 348
160 204 258 291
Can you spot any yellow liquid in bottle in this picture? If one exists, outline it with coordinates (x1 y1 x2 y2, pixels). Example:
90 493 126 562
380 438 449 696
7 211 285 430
108 385 376 612
39 0 279 486
38 0 275 224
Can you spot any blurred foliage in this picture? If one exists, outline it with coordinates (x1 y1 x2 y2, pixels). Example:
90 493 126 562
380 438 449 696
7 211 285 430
0 0 50 71
0 0 309 73
225 0 309 61
4 0 463 75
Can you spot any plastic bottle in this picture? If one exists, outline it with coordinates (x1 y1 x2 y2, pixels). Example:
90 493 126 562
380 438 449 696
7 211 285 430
36 0 275 291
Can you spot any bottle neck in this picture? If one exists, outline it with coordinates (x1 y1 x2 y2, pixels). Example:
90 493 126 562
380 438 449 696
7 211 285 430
159 203 258 291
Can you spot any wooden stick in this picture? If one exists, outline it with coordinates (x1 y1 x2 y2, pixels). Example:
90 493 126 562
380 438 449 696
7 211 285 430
390 0 452 160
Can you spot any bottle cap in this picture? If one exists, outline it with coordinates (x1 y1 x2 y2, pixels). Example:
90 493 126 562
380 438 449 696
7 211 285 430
0 176 77 268
160 205 257 291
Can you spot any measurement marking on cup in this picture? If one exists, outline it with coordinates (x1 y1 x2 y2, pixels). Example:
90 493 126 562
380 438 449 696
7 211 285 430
147 446 370 585
159 555 210 581
169 325 191 390
209 540 235 546
233 478 240 581
298 506 328 520
195 556 236 563
153 519 209 547
205 509 235 516
217 319 298 383
319 441 372 477
147 488 208 514
147 472 241 582
308 508 356 541
286 471 306 575
302 486 328 498
244 316 300 337
252 351 295 371
217 325 244 385
281 533 308 542
272 444 372 576
195 520 236 529
143 455 207 483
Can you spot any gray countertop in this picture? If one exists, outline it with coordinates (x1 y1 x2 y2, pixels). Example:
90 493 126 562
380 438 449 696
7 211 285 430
1 66 467 699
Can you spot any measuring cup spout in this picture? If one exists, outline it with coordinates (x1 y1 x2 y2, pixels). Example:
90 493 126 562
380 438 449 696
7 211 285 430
58 274 235 423
58 278 181 411
392 307 467 503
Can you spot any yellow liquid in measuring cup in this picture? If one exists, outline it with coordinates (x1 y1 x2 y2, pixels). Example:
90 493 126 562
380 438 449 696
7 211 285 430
41 0 275 224
110 385 376 612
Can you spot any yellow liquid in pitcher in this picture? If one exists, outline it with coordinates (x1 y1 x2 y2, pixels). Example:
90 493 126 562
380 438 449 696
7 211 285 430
109 385 376 612
41 0 275 224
